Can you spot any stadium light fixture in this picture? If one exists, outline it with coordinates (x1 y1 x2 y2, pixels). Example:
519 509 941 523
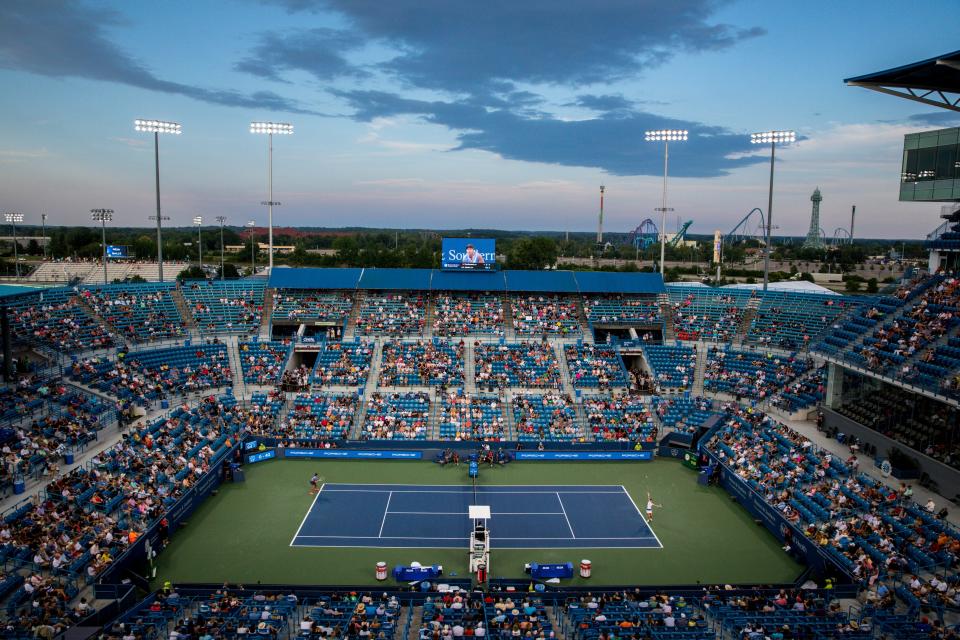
135 118 181 282
751 130 796 291
250 121 293 275
3 213 23 280
193 216 203 274
644 129 688 276
40 213 47 260
246 220 257 276
91 208 114 285
216 215 227 280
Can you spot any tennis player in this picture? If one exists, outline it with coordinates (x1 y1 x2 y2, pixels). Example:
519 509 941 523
309 472 320 495
646 492 662 521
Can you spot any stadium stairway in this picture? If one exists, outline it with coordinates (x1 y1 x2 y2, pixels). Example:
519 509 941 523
423 295 435 338
225 336 246 397
658 292 676 343
573 297 593 343
344 290 365 340
465 340 477 393
74 294 130 351
259 287 275 339
692 343 708 396
552 341 578 398
736 295 762 345
170 287 199 335
503 294 516 341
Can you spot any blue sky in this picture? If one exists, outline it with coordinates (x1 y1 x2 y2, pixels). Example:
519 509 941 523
0 0 958 238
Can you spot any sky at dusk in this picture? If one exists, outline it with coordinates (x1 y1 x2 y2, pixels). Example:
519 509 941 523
1 0 959 239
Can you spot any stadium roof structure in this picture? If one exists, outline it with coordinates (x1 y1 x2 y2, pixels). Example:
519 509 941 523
722 280 840 295
845 49 960 112
268 267 665 294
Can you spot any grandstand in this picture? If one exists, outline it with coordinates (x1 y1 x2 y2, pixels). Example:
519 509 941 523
4 265 960 639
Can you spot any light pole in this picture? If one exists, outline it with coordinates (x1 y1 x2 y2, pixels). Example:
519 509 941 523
134 119 181 282
644 129 687 276
40 213 47 260
750 130 796 291
4 213 23 280
90 209 114 285
246 220 256 276
216 216 227 280
250 121 293 274
193 216 203 275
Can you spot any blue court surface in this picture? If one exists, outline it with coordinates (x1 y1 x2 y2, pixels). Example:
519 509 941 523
291 484 662 549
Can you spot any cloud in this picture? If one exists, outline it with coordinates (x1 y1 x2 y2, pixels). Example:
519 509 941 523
0 0 319 115
906 111 960 127
332 89 766 177
262 0 764 95
0 147 51 163
570 94 635 113
234 28 369 82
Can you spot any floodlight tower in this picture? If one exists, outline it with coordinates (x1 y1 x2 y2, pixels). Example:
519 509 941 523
40 213 47 260
596 184 605 248
4 213 23 280
134 119 181 282
193 216 203 273
250 121 293 274
246 220 256 276
216 216 227 280
90 209 114 285
750 130 795 290
644 130 688 276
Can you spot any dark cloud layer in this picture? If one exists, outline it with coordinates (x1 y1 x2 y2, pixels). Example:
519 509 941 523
0 0 318 114
332 89 764 177
235 28 369 82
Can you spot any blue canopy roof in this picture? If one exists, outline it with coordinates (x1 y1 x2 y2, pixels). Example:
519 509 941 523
269 267 361 290
357 268 433 291
269 267 665 295
505 270 579 293
430 270 506 292
573 271 665 294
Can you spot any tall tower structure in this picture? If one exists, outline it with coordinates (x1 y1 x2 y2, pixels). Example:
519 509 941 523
596 185 605 248
803 187 825 249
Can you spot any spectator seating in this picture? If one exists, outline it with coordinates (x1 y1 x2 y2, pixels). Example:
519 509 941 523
272 289 354 324
709 403 960 584
566 593 710 640
583 294 661 326
180 281 266 334
642 344 696 389
668 287 750 342
772 365 825 413
475 342 561 389
512 393 581 442
356 292 426 336
310 341 372 387
703 347 810 400
283 393 359 441
437 392 506 441
8 288 115 353
705 590 871 640
583 394 656 442
238 340 292 384
654 396 716 433
511 295 581 336
746 291 854 349
70 344 232 405
379 340 465 387
81 283 185 342
362 392 430 440
564 344 628 388
433 292 505 336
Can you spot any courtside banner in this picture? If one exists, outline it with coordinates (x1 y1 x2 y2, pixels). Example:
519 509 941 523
246 450 276 464
284 449 423 460
441 237 495 270
515 451 653 461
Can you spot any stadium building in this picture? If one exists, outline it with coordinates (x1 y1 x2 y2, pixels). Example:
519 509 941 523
0 53 959 640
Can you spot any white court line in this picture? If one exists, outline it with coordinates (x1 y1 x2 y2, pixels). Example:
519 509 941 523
377 491 393 538
295 535 657 540
288 483 325 547
556 492 576 539
323 489 624 494
386 511 566 516
621 485 664 549
320 483 625 488
292 544 662 550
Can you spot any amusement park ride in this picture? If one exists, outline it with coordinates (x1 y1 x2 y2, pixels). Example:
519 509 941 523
628 219 694 250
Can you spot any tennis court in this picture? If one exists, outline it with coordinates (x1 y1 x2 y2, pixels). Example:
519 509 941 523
290 483 662 549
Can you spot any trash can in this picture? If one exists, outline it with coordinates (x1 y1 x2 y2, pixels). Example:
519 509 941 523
161 400 169 409
64 452 75 465
376 562 387 581
13 478 25 495
580 559 592 578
